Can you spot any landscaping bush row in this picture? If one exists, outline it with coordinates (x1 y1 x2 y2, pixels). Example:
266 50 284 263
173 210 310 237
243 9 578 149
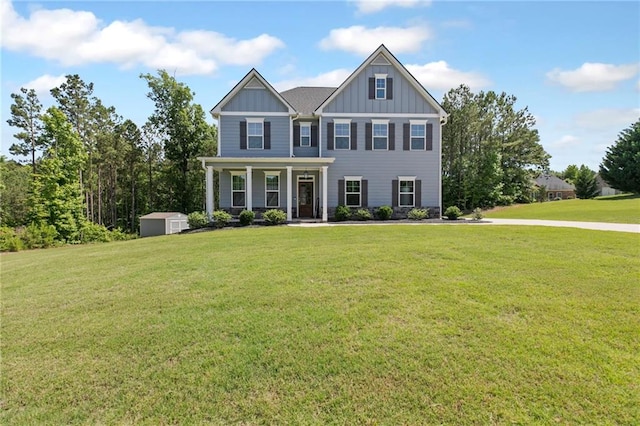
187 209 288 230
334 205 430 222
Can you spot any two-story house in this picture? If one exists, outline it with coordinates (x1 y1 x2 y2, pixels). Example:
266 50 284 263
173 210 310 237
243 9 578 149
198 45 448 222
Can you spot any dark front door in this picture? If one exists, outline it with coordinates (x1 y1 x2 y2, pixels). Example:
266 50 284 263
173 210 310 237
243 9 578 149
298 181 314 218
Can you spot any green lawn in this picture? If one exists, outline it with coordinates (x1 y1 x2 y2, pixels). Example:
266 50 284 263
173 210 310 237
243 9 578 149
2 226 639 424
482 194 640 223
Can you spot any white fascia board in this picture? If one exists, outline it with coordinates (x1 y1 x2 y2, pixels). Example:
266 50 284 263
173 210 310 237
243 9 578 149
321 113 442 118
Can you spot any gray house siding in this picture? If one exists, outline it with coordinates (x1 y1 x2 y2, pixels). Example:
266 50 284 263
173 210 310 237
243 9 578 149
222 88 288 112
220 115 290 157
321 117 440 208
219 170 290 209
323 66 438 114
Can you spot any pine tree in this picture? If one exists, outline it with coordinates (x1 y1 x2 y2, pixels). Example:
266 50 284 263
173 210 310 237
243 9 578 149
599 120 640 194
6 88 45 173
574 165 599 199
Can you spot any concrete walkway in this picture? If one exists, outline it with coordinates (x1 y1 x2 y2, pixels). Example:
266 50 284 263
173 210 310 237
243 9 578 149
289 218 640 233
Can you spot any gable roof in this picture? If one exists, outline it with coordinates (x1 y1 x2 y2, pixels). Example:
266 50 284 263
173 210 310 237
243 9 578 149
314 44 447 118
210 68 296 116
280 87 336 116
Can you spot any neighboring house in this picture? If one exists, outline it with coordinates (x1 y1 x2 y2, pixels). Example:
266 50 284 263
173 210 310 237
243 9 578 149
198 44 448 222
535 174 575 200
595 173 621 196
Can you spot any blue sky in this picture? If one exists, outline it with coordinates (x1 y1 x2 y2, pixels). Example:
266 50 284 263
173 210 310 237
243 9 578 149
2 0 638 172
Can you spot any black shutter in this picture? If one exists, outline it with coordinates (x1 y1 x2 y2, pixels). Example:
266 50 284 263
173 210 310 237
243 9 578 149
415 180 422 207
403 123 410 150
386 78 393 100
351 122 357 150
392 180 398 207
389 123 395 151
264 121 271 150
338 179 345 205
362 179 368 207
365 123 372 150
240 121 247 150
327 122 334 150
426 123 433 151
311 125 318 147
368 77 375 99
293 125 300 147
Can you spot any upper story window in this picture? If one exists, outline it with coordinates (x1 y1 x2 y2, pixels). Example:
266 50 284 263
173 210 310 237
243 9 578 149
375 74 387 99
372 120 389 150
410 120 426 150
335 120 351 150
247 118 263 149
300 123 311 147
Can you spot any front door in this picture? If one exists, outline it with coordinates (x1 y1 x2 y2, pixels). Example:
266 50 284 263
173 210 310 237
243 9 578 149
298 181 314 218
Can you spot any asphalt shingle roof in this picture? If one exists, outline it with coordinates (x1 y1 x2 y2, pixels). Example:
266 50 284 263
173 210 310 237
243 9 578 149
280 87 336 115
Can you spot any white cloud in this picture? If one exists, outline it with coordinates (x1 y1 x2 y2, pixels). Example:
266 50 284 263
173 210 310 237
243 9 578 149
273 69 353 92
552 135 581 148
573 108 640 130
319 25 431 55
546 62 639 92
0 0 283 75
406 61 491 91
22 74 67 95
352 0 431 14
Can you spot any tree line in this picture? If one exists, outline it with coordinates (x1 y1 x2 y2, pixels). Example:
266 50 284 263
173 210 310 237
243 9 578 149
1 71 217 242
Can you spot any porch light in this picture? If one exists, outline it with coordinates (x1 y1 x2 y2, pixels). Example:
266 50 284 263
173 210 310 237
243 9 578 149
303 170 309 179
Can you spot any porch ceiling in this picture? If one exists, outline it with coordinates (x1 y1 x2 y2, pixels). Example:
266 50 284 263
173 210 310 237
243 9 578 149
198 156 335 170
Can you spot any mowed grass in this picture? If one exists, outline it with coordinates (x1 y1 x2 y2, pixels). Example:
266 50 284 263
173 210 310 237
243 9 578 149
2 225 639 424
483 194 640 223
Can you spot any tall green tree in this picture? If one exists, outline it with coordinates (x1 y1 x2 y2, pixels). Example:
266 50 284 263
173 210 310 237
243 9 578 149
0 157 31 226
599 120 640 194
28 107 87 241
6 87 45 173
561 165 579 184
574 165 599 199
442 85 549 210
141 70 215 213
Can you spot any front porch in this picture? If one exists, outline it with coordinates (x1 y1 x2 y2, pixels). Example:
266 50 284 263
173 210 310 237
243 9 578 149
198 157 335 222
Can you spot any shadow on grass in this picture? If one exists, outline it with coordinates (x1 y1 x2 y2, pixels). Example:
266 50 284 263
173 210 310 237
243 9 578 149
595 193 639 201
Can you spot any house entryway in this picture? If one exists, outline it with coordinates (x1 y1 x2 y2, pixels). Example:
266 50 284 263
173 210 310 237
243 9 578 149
298 180 314 218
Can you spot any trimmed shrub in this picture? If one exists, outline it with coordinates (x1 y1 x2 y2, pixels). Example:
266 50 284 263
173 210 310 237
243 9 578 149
407 208 429 220
80 222 112 244
188 211 209 229
263 209 287 225
444 206 463 220
334 205 351 221
212 210 232 228
471 207 484 221
22 223 58 249
353 209 372 221
375 205 393 221
239 210 255 226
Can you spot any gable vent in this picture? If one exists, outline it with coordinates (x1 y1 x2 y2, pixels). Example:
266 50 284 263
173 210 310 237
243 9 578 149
245 77 266 89
371 54 391 66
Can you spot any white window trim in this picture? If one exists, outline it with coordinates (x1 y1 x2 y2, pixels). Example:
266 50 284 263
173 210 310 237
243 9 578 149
409 120 427 151
334 119 352 150
372 119 389 151
230 171 247 208
246 118 264 150
375 73 387 100
398 176 416 208
300 122 311 147
344 176 362 208
264 171 280 208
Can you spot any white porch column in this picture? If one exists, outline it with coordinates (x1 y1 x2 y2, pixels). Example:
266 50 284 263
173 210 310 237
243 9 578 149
206 166 214 218
322 166 328 222
246 166 253 211
286 166 293 221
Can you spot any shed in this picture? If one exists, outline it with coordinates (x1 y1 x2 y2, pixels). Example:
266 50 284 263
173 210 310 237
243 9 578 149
139 212 189 237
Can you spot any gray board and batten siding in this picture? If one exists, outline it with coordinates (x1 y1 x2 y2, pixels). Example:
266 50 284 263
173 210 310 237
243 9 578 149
322 65 439 115
221 87 288 113
219 115 290 157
